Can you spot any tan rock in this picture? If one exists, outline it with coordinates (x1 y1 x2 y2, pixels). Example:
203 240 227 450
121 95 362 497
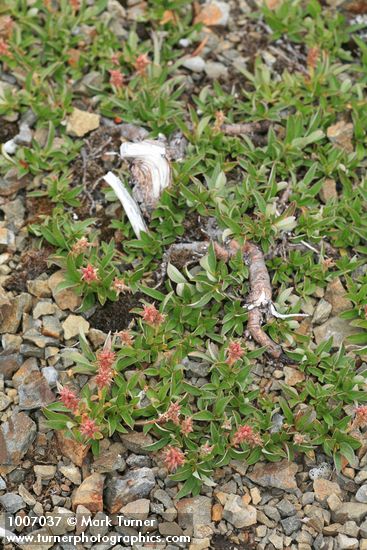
120 498 150 520
66 108 100 137
48 271 81 311
189 539 211 550
314 317 363 347
313 478 342 505
319 178 337 203
247 460 298 493
250 487 262 505
211 503 223 522
55 431 90 467
27 279 51 298
0 412 37 474
327 120 354 153
72 473 104 513
62 314 90 340
284 367 305 386
0 293 32 334
194 1 229 26
325 278 352 315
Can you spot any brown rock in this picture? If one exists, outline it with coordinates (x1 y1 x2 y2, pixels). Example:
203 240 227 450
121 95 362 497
313 478 342 505
247 460 298 493
319 178 337 203
66 108 100 137
333 502 367 523
0 352 23 379
48 271 81 311
56 431 90 467
27 279 52 298
12 357 39 387
0 293 32 333
72 473 104 513
0 412 37 474
194 1 229 26
325 278 352 315
284 366 305 386
327 120 354 153
62 314 90 340
18 372 55 410
212 503 223 522
0 168 30 197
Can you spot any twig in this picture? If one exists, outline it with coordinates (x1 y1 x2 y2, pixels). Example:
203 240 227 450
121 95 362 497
221 120 272 136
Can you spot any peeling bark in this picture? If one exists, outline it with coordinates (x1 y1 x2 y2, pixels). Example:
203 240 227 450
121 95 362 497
120 141 171 216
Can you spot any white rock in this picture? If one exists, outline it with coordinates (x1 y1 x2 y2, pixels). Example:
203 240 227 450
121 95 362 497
182 56 206 72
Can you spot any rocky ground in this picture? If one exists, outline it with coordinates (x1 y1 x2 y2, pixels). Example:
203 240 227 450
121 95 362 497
1 0 367 549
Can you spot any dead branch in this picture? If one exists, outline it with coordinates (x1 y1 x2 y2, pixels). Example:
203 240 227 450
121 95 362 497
156 238 285 360
243 242 282 359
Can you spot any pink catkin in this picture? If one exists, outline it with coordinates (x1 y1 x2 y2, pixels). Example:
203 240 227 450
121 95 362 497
163 446 185 472
180 417 193 436
165 402 181 425
141 304 165 326
0 39 10 56
81 264 99 284
134 54 150 75
80 418 98 439
59 387 79 413
232 424 262 447
109 70 124 88
226 341 244 365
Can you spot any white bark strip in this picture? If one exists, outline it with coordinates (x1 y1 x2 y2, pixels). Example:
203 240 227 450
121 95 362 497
120 141 171 215
103 171 148 239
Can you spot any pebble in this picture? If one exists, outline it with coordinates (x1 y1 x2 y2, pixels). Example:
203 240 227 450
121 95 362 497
33 301 56 319
59 464 82 485
176 495 212 529
313 317 363 347
356 484 367 503
66 107 100 137
325 278 352 315
247 460 298 493
93 442 126 474
42 366 58 387
281 515 301 535
182 56 206 72
0 392 11 411
105 467 155 513
0 475 6 490
120 498 150 520
284 366 305 386
0 293 32 334
204 61 228 79
194 1 230 26
119 430 154 454
333 502 367 523
0 412 37 474
18 373 55 410
312 299 332 325
222 494 257 528
48 270 81 311
34 464 57 481
0 492 26 513
62 314 90 340
336 533 358 549
313 478 342 504
72 473 104 513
